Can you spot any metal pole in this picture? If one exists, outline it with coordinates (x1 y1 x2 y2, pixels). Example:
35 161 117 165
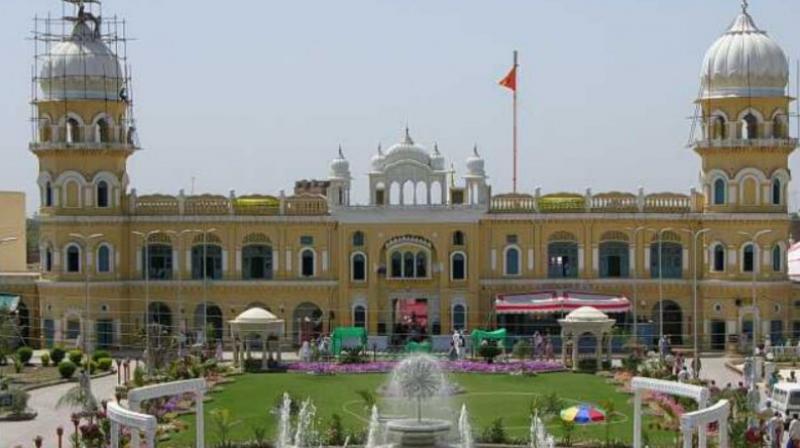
739 229 772 353
691 228 710 376
144 240 150 373
203 229 208 347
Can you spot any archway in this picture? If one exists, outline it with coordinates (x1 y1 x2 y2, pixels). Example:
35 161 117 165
652 300 683 346
292 302 323 345
148 302 172 335
194 303 224 343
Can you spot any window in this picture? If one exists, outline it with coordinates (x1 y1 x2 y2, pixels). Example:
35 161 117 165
742 244 755 273
713 178 726 205
713 244 725 272
451 252 466 280
403 252 415 278
66 118 81 143
146 244 173 280
191 245 222 280
713 115 726 139
742 113 758 139
243 245 273 280
300 236 314 246
506 234 518 244
650 242 683 279
97 245 111 273
66 244 81 273
599 242 629 278
96 118 110 143
44 182 53 207
773 246 782 272
774 116 785 138
66 319 81 339
504 246 520 276
453 304 466 331
96 180 110 208
300 249 315 277
548 242 578 278
453 231 465 246
352 231 365 247
391 252 402 278
415 251 427 277
352 253 366 281
353 305 366 328
44 247 53 272
390 249 428 278
772 179 781 205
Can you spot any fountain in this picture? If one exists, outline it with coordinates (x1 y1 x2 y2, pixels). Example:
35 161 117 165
366 405 382 448
457 405 473 448
275 393 318 448
529 412 555 448
383 354 453 448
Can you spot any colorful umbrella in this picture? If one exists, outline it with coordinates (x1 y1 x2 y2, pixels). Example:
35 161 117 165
560 405 605 424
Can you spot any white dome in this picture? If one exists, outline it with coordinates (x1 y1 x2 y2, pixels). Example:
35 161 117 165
564 306 610 322
700 8 788 98
385 129 430 165
39 21 124 101
466 146 485 177
329 147 350 179
430 144 445 170
371 144 386 171
233 307 280 324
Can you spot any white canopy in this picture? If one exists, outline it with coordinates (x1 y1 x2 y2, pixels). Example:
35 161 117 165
229 307 284 337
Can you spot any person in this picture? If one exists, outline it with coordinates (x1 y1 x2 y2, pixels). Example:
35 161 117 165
658 335 668 358
769 371 780 395
788 414 800 448
447 340 458 361
791 371 798 383
744 358 754 388
458 330 466 360
692 355 702 379
769 411 783 448
299 340 311 363
678 366 690 383
544 335 554 361
452 330 461 359
709 380 720 394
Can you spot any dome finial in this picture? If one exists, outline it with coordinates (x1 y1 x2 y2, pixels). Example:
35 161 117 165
377 143 383 155
473 144 480 157
338 144 345 159
741 0 749 13
433 142 440 155
403 125 414 145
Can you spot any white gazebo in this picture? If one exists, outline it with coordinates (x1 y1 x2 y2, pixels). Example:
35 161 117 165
558 306 616 371
229 307 285 369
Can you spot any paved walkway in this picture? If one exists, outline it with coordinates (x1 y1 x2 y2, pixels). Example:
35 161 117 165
0 374 119 448
698 355 741 387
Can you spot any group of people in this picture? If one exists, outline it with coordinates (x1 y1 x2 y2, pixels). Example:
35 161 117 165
753 412 800 448
531 331 555 361
299 334 332 362
447 330 467 360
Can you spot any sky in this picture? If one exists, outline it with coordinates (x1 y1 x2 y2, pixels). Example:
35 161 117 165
1 0 800 214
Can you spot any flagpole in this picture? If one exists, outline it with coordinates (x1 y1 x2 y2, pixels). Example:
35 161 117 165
512 50 518 193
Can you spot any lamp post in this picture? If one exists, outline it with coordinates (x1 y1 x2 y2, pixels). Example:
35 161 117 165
165 229 201 355
680 227 711 376
738 229 772 352
625 226 650 346
201 228 217 347
68 232 104 357
132 230 161 373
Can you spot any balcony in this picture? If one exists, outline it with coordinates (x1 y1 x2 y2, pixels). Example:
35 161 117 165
489 188 702 214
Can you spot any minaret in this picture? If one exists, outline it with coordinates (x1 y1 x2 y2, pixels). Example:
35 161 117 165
31 0 137 215
694 2 795 212
328 145 351 207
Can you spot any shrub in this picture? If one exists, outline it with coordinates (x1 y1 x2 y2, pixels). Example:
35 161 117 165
40 352 50 367
324 413 346 446
478 342 502 363
58 360 77 379
13 357 22 373
512 339 532 360
480 418 508 444
49 346 66 364
84 360 98 374
133 365 145 387
97 358 113 371
68 349 83 365
92 350 111 362
16 346 33 365
6 387 30 415
339 347 365 364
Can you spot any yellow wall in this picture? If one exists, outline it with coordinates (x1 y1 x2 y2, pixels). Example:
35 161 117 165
0 192 27 272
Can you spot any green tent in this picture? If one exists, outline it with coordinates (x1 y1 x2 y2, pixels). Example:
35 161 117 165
470 328 507 347
331 326 367 356
405 340 432 353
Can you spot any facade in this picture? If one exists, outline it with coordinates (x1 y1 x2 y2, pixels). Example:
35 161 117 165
0 192 27 273
6 1 800 351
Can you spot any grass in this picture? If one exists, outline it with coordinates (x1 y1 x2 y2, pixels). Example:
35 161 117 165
167 372 675 447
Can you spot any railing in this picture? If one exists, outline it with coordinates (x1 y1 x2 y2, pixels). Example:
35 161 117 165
489 188 701 214
693 137 799 149
128 190 328 216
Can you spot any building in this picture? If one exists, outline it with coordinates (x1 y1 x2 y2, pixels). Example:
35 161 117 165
5 1 799 351
0 192 27 273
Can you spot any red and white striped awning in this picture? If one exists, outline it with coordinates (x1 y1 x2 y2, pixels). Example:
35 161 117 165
495 290 630 315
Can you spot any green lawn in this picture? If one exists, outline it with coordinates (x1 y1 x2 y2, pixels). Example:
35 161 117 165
167 372 674 447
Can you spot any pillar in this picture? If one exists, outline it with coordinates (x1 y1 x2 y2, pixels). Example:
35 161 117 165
261 332 268 370
607 332 613 364
572 337 579 372
195 391 205 448
698 396 708 448
595 332 602 371
560 330 567 364
682 428 692 448
110 421 120 448
633 390 642 448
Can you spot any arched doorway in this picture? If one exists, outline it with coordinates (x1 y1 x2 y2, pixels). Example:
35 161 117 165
652 300 683 346
194 303 224 343
148 302 172 334
292 302 323 345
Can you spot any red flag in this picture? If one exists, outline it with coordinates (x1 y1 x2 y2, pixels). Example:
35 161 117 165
498 65 516 91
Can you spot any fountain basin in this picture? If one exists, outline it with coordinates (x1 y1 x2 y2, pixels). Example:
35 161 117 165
386 419 451 448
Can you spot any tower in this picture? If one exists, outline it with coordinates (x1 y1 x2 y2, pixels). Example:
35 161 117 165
31 0 137 216
328 146 351 207
694 2 796 213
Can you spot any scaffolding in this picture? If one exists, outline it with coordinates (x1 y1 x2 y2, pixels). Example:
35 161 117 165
30 0 139 149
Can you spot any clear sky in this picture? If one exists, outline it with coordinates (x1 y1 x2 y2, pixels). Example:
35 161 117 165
1 0 799 213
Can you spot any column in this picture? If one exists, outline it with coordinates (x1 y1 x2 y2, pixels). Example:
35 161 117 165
572 338 579 372
196 391 205 448
682 428 692 448
595 332 602 371
110 421 120 448
607 332 613 364
261 332 268 370
633 390 642 448
560 330 567 364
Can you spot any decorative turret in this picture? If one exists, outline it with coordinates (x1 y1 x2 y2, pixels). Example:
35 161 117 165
327 146 351 207
464 145 489 206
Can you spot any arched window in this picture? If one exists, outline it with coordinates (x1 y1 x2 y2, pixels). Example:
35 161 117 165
300 248 315 277
352 231 365 247
44 246 53 272
96 180 110 208
44 181 53 207
403 252 415 278
415 251 427 277
451 252 466 280
191 245 222 280
353 305 366 328
66 244 81 273
145 244 173 280
650 242 683 279
391 251 402 278
773 245 783 272
772 178 782 205
453 304 466 331
548 242 578 278
96 118 110 143
713 115 726 140
504 246 520 276
599 241 629 278
713 244 726 272
742 244 755 273
774 115 785 138
66 118 81 143
713 178 726 205
453 231 465 246
242 244 273 280
97 245 111 273
64 179 80 208
742 113 758 139
352 253 366 281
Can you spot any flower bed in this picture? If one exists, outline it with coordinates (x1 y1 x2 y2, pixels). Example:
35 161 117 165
285 359 564 374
